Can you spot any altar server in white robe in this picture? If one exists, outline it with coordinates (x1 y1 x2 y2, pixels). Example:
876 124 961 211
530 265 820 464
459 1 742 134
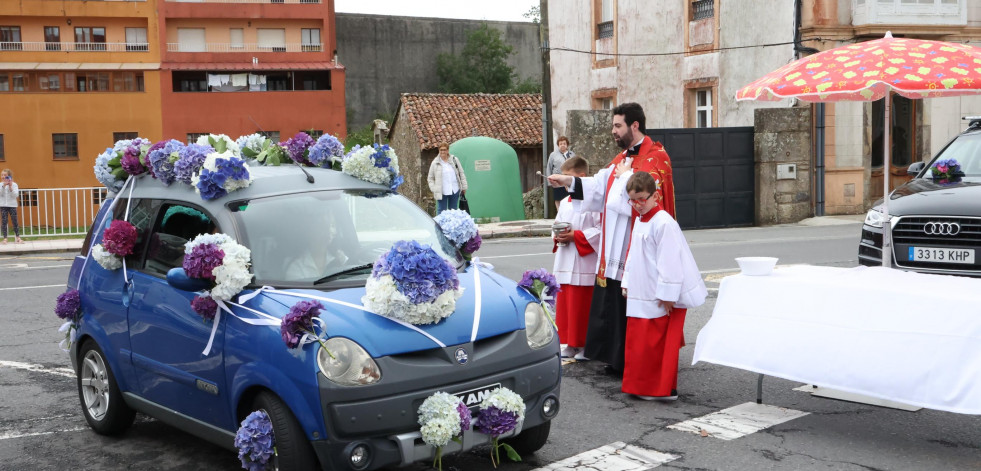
620 171 706 400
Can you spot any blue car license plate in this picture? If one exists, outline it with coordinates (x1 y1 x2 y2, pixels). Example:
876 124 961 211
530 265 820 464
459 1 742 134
908 247 975 264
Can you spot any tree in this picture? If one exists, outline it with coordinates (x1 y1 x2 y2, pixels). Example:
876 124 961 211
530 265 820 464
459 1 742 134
523 5 541 23
437 25 520 94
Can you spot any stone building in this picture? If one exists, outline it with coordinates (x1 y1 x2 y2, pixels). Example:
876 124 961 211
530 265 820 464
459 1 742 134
547 0 981 223
388 93 543 211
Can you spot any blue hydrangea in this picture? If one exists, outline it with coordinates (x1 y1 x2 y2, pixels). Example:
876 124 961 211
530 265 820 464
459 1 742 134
94 147 124 193
174 143 214 185
307 133 345 167
195 168 228 200
234 411 275 471
147 139 185 186
434 210 478 247
372 240 458 304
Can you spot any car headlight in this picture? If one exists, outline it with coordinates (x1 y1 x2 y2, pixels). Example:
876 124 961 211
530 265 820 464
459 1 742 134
317 337 381 386
524 302 555 349
864 208 884 228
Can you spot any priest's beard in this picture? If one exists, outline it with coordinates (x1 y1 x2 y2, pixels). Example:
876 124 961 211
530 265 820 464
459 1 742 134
614 128 636 149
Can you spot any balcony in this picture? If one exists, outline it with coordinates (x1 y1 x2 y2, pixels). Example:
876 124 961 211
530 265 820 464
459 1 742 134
162 0 320 3
853 0 966 26
0 42 149 52
166 42 321 53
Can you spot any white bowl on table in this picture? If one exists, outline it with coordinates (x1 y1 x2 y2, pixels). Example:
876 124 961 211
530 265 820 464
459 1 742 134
735 257 778 276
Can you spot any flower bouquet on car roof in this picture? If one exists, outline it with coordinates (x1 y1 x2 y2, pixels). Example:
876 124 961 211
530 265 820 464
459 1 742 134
94 137 152 192
434 209 482 261
342 143 404 191
361 240 463 325
182 233 253 321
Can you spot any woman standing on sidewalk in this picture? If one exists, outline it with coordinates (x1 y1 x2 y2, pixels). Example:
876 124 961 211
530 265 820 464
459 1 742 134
427 143 468 214
1 168 23 244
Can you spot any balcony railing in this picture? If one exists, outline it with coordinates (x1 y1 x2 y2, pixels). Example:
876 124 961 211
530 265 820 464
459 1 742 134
166 42 321 53
34 0 146 2
0 42 149 52
597 21 614 39
693 0 714 20
163 0 320 3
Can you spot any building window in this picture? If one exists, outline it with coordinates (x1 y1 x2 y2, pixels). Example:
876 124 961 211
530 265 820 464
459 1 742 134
38 73 61 91
0 135 5 161
596 0 613 38
259 131 280 142
0 74 7 92
295 70 330 90
177 28 206 52
75 27 106 51
592 89 617 110
301 28 321 52
113 132 139 142
187 133 209 144
692 0 715 20
230 28 244 49
53 133 79 160
125 27 148 52
44 26 60 51
12 73 27 92
306 130 324 139
173 71 208 92
0 26 22 51
0 71 142 93
695 88 713 128
258 28 287 52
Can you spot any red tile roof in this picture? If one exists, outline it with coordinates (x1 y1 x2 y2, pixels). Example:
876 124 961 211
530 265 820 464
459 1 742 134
394 93 543 150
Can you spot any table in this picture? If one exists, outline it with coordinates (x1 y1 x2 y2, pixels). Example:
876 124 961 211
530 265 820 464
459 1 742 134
692 265 981 415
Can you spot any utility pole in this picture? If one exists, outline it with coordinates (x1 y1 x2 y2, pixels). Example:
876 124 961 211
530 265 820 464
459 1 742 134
540 0 553 219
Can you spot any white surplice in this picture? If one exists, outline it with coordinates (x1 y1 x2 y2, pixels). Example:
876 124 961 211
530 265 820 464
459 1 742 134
552 198 601 286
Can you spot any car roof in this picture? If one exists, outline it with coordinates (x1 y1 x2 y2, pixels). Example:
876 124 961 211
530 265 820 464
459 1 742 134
118 166 387 211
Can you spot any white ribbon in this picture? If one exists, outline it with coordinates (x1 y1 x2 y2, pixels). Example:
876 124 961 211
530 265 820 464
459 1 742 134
78 176 134 282
297 317 330 350
470 259 484 343
121 176 137 284
58 321 77 352
199 296 282 356
201 298 227 356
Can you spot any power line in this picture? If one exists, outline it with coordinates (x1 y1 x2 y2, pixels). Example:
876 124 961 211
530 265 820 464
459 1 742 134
544 38 828 58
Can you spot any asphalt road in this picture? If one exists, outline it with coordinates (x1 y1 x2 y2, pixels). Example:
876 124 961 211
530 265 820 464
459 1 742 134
1 221 979 470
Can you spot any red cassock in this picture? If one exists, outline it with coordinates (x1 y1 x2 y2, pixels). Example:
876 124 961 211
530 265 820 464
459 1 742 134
622 307 687 397
553 230 596 347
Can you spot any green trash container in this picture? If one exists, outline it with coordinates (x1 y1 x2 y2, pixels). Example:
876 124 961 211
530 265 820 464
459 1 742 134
450 137 525 222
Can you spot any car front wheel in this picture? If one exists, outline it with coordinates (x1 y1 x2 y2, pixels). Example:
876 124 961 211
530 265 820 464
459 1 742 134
252 391 319 471
77 339 135 435
503 421 551 455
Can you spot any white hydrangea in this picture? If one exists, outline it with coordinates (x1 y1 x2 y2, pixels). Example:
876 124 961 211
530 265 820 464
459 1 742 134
196 133 241 157
185 234 253 301
420 419 456 448
418 392 466 448
92 244 122 271
342 146 393 186
479 388 525 420
362 275 463 325
236 133 268 154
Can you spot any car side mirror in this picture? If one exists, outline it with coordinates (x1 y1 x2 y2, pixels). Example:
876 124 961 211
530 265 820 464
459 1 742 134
166 267 210 292
907 161 926 176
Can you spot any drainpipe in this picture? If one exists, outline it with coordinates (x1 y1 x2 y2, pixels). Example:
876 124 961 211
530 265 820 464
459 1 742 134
795 0 823 216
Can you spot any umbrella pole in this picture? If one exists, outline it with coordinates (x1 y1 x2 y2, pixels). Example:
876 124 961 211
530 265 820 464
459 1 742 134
881 97 892 268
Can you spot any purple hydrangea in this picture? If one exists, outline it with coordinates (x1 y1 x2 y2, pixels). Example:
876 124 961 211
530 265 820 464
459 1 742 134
55 289 81 320
284 132 314 164
457 401 472 432
234 410 275 471
372 240 459 304
120 145 146 176
102 220 138 257
518 268 561 307
280 300 323 349
463 233 482 255
183 243 224 280
147 139 185 186
191 295 218 320
475 406 519 437
174 143 214 185
307 133 345 167
143 140 167 178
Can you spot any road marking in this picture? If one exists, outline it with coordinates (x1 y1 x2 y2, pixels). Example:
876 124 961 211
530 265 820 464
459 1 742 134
0 360 75 378
0 415 156 441
532 441 678 470
667 402 809 440
2 263 73 270
0 426 88 440
0 284 66 291
480 252 552 259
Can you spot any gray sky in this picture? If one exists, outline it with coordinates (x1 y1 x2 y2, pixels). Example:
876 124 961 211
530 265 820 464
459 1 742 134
334 0 538 22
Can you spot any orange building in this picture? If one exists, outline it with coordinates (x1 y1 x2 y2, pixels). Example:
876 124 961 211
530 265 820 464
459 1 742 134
0 0 345 191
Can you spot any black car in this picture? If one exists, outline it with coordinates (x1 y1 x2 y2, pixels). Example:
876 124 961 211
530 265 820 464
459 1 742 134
858 119 981 277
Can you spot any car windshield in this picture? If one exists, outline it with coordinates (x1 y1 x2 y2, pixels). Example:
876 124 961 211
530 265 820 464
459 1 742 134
930 132 981 176
233 190 462 285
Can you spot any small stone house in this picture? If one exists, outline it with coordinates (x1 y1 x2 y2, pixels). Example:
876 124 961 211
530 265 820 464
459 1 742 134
388 93 543 210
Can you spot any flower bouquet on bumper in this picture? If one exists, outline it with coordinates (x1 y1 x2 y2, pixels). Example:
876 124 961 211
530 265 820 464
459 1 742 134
361 240 463 325
434 209 482 260
417 392 472 471
475 387 526 467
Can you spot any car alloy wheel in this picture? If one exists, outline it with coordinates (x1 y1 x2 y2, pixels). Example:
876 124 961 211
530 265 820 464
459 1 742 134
76 340 135 435
80 349 110 421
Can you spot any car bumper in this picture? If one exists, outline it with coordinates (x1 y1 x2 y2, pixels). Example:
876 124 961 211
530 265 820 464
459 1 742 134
858 222 981 277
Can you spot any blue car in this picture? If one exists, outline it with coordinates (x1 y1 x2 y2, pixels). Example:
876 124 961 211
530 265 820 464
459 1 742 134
67 166 561 470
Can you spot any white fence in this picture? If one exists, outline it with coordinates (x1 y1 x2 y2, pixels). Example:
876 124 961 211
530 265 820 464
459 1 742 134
14 187 108 238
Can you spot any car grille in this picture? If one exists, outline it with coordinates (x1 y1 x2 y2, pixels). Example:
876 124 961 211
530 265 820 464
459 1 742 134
893 216 981 272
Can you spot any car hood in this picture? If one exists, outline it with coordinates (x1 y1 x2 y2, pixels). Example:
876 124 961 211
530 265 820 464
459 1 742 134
246 264 534 358
876 177 981 216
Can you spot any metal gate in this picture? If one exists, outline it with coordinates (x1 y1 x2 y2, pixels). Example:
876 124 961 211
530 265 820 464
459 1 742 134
647 127 755 230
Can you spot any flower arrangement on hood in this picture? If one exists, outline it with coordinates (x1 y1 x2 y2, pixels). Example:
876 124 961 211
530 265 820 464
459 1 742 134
92 220 139 270
283 132 315 165
280 300 334 358
192 151 253 200
417 392 472 471
930 158 962 181
434 209 481 260
234 410 275 471
174 143 215 185
307 133 345 168
342 144 404 191
93 138 151 192
361 240 462 325
146 139 186 186
475 387 525 467
196 133 241 158
518 268 561 309
54 288 82 351
183 233 253 320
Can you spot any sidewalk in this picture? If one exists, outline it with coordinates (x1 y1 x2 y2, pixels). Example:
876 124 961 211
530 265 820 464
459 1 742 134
0 215 865 256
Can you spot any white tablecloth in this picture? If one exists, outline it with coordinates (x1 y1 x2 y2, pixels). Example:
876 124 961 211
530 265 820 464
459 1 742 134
692 265 981 415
